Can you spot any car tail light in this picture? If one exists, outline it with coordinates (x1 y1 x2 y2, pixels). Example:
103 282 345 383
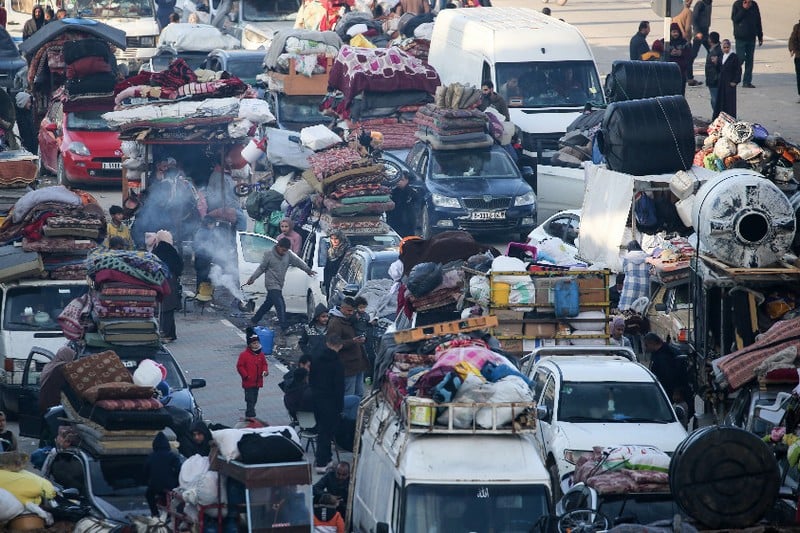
677 329 690 343
4 359 12 372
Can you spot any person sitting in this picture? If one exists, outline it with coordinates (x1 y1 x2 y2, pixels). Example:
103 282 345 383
187 420 213 457
282 361 314 422
313 462 351 517
313 493 345 532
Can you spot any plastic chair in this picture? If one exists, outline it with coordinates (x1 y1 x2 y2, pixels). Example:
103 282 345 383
296 411 340 462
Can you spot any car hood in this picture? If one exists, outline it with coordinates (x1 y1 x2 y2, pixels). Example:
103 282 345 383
64 129 121 153
427 176 532 199
555 422 688 454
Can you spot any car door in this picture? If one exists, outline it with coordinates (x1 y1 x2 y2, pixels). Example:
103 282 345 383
19 347 54 438
236 231 307 315
38 102 62 171
329 254 354 308
536 374 558 463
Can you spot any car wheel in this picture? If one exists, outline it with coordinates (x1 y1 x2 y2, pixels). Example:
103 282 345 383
421 207 432 240
36 147 48 177
306 292 316 322
56 155 69 186
548 461 563 501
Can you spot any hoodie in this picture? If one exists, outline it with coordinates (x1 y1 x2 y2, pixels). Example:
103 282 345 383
299 303 328 357
22 4 44 40
189 420 213 457
144 432 181 491
326 308 368 376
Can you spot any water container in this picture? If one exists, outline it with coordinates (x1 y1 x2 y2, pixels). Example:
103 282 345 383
553 279 579 318
491 282 511 306
253 326 274 355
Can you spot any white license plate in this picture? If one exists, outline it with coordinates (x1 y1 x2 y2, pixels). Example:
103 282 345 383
102 162 122 169
470 211 506 220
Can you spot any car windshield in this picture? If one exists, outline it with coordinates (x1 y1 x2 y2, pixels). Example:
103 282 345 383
368 259 395 281
75 0 153 18
278 95 327 126
431 150 518 179
4 285 88 331
404 483 549 532
226 58 265 80
242 0 299 20
67 111 114 132
559 381 676 423
597 493 688 526
496 60 604 108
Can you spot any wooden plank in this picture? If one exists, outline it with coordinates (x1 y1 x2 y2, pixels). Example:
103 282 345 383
393 315 499 343
700 254 800 276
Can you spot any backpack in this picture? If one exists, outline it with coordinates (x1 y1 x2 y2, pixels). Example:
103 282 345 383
245 189 284 222
634 191 659 233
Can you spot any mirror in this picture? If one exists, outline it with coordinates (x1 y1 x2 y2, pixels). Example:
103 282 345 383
342 283 360 297
190 378 207 390
536 405 550 423
522 166 534 177
376 523 389 533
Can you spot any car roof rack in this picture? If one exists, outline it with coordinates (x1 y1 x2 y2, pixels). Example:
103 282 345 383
521 346 637 365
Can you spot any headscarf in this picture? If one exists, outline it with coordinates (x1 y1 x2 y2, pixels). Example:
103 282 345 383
327 230 350 261
280 218 295 232
388 259 404 296
145 229 174 252
612 316 626 331
39 345 75 392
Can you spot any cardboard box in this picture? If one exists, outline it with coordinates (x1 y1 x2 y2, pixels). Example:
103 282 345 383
501 338 523 353
493 310 525 321
523 322 558 338
494 321 524 337
532 277 570 306
578 276 607 304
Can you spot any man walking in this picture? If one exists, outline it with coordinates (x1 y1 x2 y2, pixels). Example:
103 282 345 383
731 0 762 88
326 298 368 397
687 0 712 86
705 32 723 113
244 237 315 334
790 18 800 103
629 21 651 61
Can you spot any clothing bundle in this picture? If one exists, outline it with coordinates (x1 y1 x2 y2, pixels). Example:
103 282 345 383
62 38 117 102
572 446 671 494
413 100 492 150
262 29 342 94
0 186 106 281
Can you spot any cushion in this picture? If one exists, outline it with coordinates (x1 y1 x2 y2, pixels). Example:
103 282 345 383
94 398 163 411
63 350 132 398
83 382 155 403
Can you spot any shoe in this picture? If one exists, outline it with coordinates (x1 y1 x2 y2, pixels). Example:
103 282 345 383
687 79 702 87
743 83 756 88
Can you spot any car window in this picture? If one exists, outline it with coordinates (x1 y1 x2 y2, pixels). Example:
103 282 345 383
545 215 580 245
558 381 675 423
416 152 429 176
368 259 394 281
672 283 691 308
430 150 518 179
542 377 556 414
4 285 88 331
351 257 365 286
302 233 316 266
23 352 51 387
240 233 275 263
532 369 549 401
727 390 749 427
67 111 114 132
348 234 401 248
406 143 425 169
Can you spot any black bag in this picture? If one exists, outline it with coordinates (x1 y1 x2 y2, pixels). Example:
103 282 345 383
237 430 304 464
406 262 443 297
601 95 695 175
604 60 684 103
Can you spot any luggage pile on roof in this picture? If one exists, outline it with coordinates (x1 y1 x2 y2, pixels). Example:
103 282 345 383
0 186 106 281
261 29 342 95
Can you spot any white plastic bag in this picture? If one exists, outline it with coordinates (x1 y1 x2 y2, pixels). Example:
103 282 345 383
475 376 534 429
179 455 210 487
438 374 492 428
238 98 275 124
300 125 342 152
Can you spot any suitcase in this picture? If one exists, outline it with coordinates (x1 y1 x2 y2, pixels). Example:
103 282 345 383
0 245 43 282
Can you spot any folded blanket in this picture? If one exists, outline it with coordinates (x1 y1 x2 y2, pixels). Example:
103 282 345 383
339 194 391 205
328 184 390 200
322 198 395 216
86 250 169 287
308 147 365 180
22 237 96 253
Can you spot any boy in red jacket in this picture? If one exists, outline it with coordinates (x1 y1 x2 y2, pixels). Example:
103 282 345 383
237 328 269 419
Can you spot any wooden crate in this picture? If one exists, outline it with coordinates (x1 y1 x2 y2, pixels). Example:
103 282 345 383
268 56 333 96
393 315 499 343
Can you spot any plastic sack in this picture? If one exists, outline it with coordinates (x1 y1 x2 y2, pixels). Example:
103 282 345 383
438 374 492 428
300 124 342 151
133 359 166 387
475 376 534 429
406 262 443 297
721 121 754 144
238 98 275 124
508 281 536 304
569 310 607 331
266 128 314 170
714 137 737 159
227 118 253 139
283 178 315 207
454 361 484 382
669 170 696 200
469 275 490 305
0 488 24 522
737 141 763 161
179 454 210 487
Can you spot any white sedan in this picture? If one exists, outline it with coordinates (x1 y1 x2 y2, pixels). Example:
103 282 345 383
526 209 581 257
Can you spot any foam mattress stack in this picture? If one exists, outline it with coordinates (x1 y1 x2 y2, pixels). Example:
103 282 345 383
413 103 491 150
63 38 117 106
22 212 105 280
302 145 395 221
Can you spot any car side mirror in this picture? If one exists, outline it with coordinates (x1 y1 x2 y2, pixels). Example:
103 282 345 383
190 378 207 390
376 523 389 533
655 303 667 312
522 166 534 177
536 405 551 423
342 283 360 297
45 123 58 133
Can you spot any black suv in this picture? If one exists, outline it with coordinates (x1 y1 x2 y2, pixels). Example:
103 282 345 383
328 245 399 312
15 342 206 439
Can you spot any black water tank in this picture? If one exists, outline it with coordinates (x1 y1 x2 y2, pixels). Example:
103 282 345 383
605 60 684 103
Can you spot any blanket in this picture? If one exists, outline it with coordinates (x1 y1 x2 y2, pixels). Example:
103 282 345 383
308 147 365 179
86 250 169 287
328 45 440 113
322 198 394 216
22 237 97 253
264 29 343 70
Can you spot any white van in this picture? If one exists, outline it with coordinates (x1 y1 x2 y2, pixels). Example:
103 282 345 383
208 0 297 50
428 7 606 220
351 395 552 532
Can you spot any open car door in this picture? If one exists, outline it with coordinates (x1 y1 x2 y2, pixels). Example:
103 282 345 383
19 347 55 438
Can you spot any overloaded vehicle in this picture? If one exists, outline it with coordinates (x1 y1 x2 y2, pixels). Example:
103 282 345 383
328 245 399 308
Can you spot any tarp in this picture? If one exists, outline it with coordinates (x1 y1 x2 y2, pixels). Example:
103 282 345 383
578 163 715 271
18 18 126 58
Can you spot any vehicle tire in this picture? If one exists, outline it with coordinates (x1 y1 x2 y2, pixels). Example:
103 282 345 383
36 147 48 178
548 461 563 501
56 155 69 186
306 292 316 322
421 207 433 240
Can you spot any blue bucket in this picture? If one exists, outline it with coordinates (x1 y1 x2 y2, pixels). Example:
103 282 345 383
253 326 274 355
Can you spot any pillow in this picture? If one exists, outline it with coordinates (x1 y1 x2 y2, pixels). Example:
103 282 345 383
63 350 131 397
83 382 155 403
95 398 163 411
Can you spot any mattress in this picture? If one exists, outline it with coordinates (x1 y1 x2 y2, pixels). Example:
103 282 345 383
62 390 171 431
0 245 44 282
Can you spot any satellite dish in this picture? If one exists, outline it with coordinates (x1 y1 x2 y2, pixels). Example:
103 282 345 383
651 0 684 17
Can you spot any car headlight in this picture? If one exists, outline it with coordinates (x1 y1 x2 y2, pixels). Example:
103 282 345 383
244 28 268 44
67 142 90 156
139 36 156 47
514 191 536 206
431 193 460 208
563 449 594 465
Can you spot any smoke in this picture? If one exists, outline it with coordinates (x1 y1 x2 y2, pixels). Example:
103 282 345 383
210 264 245 301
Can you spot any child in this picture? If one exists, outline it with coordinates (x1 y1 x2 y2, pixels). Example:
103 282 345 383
237 328 269 419
313 493 345 532
144 431 181 517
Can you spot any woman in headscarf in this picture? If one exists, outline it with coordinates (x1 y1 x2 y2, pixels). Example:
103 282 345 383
39 345 76 414
279 218 303 254
666 22 691 94
322 230 350 297
610 316 633 349
149 230 184 343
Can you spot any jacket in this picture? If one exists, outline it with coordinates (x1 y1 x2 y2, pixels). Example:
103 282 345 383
671 5 693 41
313 470 349 509
731 0 762 41
189 420 213 457
237 346 268 388
313 508 345 533
692 0 712 36
478 92 509 121
666 36 691 79
326 309 368 376
153 241 184 312
248 247 312 291
299 304 329 357
22 5 44 40
144 432 181 491
310 346 345 415
105 221 134 249
705 43 723 87
629 32 650 60
790 21 800 56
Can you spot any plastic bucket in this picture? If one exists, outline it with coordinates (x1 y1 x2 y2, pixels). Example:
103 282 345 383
253 326 274 355
241 137 266 164
491 282 511 306
408 397 435 426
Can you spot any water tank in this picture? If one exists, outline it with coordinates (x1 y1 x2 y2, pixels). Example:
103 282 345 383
692 169 796 268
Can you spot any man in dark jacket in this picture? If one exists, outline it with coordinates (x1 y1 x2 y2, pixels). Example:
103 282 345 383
22 5 44 40
731 0 762 88
666 22 692 93
629 21 651 60
188 420 213 457
478 81 509 121
313 461 350 516
144 432 181 516
310 334 345 474
386 172 417 238
644 333 689 402
687 0 712 86
705 32 723 113
326 298 367 397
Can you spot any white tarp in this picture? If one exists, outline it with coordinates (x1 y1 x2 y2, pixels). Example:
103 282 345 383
578 163 716 271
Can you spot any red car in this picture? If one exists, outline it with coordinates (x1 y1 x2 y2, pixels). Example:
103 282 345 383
37 101 123 185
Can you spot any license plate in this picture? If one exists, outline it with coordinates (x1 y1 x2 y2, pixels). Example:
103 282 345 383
102 162 122 169
470 211 506 220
